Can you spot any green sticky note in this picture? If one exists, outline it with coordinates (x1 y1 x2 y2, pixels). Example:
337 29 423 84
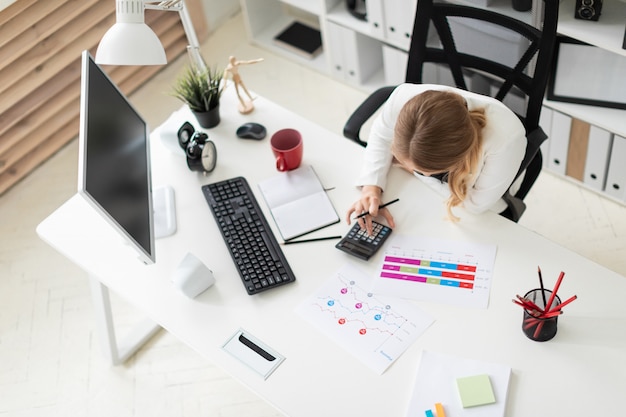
456 374 496 408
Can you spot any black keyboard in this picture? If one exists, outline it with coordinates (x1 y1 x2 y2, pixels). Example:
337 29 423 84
201 177 296 294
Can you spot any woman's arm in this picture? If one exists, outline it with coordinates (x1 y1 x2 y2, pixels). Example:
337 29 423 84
354 105 395 190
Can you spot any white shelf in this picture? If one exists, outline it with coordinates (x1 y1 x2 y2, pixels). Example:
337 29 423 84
326 3 376 40
280 0 323 15
242 0 626 134
241 0 626 203
241 0 329 75
360 67 387 91
557 0 626 57
450 0 534 23
544 0 626 137
544 99 626 138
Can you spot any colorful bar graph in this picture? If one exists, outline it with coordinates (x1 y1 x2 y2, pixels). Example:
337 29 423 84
381 255 476 290
373 236 496 308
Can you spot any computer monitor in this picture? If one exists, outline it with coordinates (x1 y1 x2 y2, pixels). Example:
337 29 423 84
77 50 155 264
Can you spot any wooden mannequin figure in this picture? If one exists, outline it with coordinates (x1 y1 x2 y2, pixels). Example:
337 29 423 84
224 55 264 114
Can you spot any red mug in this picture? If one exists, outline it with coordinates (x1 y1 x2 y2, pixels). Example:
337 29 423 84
270 128 303 172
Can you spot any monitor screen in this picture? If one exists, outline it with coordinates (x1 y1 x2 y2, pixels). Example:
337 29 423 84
77 50 155 264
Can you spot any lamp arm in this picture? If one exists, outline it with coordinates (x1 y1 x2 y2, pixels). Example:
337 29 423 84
143 0 206 70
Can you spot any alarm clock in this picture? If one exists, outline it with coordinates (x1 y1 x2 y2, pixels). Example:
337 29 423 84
177 121 217 173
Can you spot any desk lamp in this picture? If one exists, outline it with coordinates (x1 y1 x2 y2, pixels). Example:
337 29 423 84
95 0 206 70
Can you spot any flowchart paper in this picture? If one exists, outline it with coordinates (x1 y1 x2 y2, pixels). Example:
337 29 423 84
295 263 434 374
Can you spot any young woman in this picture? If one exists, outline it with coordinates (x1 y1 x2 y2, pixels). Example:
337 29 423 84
346 83 526 233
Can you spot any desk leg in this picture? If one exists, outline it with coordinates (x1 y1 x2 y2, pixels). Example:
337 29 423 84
89 276 162 365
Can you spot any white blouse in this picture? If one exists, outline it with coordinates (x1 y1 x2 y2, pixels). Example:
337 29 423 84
356 83 526 215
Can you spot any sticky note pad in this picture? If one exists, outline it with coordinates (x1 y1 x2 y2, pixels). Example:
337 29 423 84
456 374 496 408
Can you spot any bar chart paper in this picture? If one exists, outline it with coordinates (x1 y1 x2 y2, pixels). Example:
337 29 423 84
372 235 497 308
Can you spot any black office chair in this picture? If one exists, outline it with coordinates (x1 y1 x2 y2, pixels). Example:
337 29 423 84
343 0 559 222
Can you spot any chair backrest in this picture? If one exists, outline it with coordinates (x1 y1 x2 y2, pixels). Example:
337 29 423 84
406 0 559 135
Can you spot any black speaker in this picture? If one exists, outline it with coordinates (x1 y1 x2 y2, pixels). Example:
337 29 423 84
575 0 602 21
623 25 626 50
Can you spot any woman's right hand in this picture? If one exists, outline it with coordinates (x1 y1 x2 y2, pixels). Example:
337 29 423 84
345 185 395 235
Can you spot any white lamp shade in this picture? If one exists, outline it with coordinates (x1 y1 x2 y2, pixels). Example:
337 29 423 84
95 22 167 66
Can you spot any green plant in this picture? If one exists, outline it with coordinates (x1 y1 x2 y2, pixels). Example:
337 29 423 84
171 65 224 112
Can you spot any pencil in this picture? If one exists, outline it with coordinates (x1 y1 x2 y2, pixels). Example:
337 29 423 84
544 271 565 310
537 266 548 307
355 198 400 219
546 294 577 314
515 294 543 312
513 300 542 316
532 271 562 338
281 236 342 245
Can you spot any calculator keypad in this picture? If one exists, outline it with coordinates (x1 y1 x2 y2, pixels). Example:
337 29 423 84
335 221 392 260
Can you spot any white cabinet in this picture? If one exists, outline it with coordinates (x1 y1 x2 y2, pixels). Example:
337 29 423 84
540 0 626 202
240 0 329 74
544 0 626 140
605 136 626 202
240 0 537 92
326 21 383 86
382 0 418 50
382 45 408 85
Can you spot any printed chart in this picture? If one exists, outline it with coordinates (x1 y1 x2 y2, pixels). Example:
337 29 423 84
372 235 497 308
296 263 434 374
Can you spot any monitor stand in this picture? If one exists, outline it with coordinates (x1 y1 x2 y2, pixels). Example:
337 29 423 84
153 185 177 239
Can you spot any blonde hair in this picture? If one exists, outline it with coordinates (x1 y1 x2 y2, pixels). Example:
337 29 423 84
394 90 486 221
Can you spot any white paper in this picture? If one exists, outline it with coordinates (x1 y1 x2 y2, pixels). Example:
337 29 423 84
372 235 497 308
405 351 511 417
258 165 339 240
295 263 435 374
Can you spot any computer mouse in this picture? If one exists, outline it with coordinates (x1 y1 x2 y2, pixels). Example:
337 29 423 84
236 122 267 140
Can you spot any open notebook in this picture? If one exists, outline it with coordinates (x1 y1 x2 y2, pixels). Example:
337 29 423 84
258 165 339 241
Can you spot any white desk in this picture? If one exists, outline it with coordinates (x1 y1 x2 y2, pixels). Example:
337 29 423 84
38 91 626 416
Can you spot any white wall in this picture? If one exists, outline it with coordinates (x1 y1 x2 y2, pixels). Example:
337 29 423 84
201 0 240 33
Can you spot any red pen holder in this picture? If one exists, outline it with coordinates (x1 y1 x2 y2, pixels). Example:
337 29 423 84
521 288 561 342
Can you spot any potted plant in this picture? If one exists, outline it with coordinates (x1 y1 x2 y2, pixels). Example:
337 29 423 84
172 64 224 128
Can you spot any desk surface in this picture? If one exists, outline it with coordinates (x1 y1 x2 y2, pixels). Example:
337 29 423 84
38 90 626 416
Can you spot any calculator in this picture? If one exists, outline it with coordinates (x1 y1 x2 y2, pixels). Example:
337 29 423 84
335 220 392 260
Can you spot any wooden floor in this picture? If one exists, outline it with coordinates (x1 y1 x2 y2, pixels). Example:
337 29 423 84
1 12 625 417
